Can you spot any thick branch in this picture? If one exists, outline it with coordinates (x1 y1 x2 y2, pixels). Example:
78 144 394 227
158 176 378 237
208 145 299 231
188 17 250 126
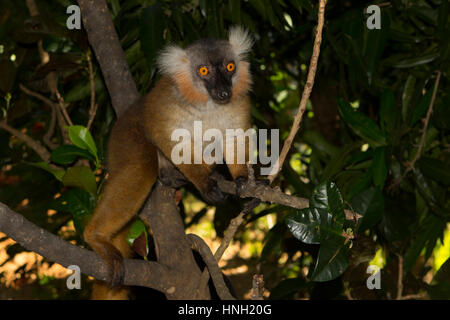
77 0 139 116
0 202 171 292
139 182 210 300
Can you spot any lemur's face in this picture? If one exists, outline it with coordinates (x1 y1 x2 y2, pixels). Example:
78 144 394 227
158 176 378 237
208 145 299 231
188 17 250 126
157 27 253 106
187 39 237 104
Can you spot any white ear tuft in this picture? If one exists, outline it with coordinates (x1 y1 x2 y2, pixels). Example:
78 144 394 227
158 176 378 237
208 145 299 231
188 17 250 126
157 45 189 76
228 26 253 59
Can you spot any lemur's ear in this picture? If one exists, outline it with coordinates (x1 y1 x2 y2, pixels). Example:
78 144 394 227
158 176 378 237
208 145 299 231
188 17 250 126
228 26 253 59
157 45 208 104
157 45 189 76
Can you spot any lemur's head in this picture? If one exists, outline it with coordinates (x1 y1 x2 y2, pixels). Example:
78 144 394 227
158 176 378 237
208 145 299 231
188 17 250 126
157 27 253 105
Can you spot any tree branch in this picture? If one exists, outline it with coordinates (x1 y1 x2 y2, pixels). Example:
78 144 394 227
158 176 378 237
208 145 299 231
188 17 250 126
42 104 57 150
213 173 360 221
0 121 51 162
19 84 70 145
0 202 171 292
139 182 210 299
187 233 235 300
86 50 98 130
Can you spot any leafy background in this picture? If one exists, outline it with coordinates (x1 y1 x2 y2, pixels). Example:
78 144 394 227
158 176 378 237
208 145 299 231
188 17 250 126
0 0 449 299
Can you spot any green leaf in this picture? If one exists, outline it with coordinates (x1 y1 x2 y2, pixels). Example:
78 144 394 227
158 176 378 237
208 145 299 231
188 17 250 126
229 0 242 25
261 223 285 260
269 277 307 300
411 90 432 126
352 187 384 232
432 95 450 130
435 258 450 283
51 188 95 235
372 147 387 187
364 13 389 85
302 130 339 158
140 3 166 69
403 214 445 271
419 157 450 186
285 208 328 244
201 0 222 38
390 52 439 68
50 145 95 165
62 166 97 197
380 89 395 134
347 171 372 200
65 76 103 102
322 142 362 180
428 258 450 299
67 125 98 161
402 75 416 123
126 220 148 249
311 233 349 282
338 99 387 147
310 181 345 225
27 162 65 181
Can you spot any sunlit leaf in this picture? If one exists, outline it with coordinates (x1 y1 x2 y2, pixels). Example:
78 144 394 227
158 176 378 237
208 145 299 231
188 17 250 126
67 125 98 161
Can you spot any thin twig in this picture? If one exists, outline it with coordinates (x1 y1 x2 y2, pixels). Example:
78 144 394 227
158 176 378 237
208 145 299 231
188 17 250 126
396 255 403 300
197 204 247 297
19 84 56 109
398 292 428 300
19 84 70 144
55 90 73 127
267 0 326 183
0 121 51 162
86 50 97 130
390 71 441 190
43 105 57 150
404 71 441 174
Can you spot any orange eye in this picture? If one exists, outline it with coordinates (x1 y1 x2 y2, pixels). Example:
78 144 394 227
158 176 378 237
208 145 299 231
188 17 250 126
199 66 209 76
226 62 235 72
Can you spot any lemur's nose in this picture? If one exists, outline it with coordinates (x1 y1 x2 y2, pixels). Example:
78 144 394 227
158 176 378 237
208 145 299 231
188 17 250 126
218 91 229 100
